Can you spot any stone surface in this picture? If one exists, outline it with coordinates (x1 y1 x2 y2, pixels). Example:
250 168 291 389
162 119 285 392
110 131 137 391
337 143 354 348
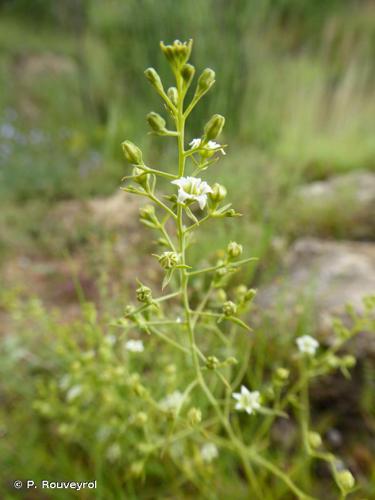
256 238 375 357
290 171 375 239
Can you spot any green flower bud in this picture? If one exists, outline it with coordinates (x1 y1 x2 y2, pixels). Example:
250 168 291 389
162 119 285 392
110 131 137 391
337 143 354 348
139 204 155 220
227 241 243 259
122 140 143 165
160 39 193 69
222 301 237 317
275 368 290 384
235 285 248 301
206 356 220 370
147 112 167 134
308 431 322 449
158 251 179 269
244 288 257 302
197 68 215 95
157 237 169 247
224 356 238 366
133 411 148 426
187 407 202 426
124 304 136 319
225 209 238 217
215 288 227 303
209 183 227 203
181 63 195 89
204 114 225 141
144 67 164 94
132 167 149 189
136 283 152 304
167 86 178 106
215 260 228 277
337 470 355 491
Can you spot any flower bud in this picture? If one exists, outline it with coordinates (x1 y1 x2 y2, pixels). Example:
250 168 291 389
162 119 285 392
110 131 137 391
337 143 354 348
167 86 178 106
222 301 237 317
147 112 167 134
122 140 143 165
181 63 195 89
225 209 238 217
206 356 220 370
275 367 290 382
133 411 148 426
187 407 202 426
235 285 248 300
124 304 136 319
136 283 152 304
157 237 169 247
337 470 355 491
308 431 322 449
204 114 225 141
132 167 149 189
215 260 228 277
227 241 243 259
160 39 193 69
209 183 227 203
224 356 238 366
139 204 155 220
215 288 227 303
197 68 215 95
144 67 164 94
244 288 257 302
158 251 179 269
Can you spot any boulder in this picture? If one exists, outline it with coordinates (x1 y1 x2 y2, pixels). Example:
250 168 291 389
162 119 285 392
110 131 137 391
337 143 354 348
289 171 375 239
256 238 375 357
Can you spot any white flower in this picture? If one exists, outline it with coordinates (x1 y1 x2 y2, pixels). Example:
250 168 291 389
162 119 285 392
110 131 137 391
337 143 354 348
296 335 319 356
189 138 202 149
232 385 261 415
200 443 219 463
171 176 213 209
189 138 226 155
125 340 144 352
160 390 184 411
207 140 226 155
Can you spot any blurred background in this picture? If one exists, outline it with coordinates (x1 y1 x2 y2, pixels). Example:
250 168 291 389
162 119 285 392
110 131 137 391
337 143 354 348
0 0 374 498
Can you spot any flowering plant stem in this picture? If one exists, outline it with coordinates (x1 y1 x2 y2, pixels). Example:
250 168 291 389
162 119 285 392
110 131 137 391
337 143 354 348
170 65 311 500
119 39 361 499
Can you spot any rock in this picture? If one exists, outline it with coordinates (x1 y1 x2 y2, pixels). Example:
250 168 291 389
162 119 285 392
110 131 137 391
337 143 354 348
43 191 143 252
289 171 375 239
256 238 375 357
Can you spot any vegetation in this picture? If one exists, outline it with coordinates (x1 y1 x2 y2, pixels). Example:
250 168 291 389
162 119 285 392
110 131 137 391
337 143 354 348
0 1 374 498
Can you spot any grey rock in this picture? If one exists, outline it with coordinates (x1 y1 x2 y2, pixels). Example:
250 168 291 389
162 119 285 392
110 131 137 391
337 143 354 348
290 171 375 239
257 238 375 357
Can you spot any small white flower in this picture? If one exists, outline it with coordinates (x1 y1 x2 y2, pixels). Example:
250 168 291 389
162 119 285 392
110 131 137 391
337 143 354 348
296 335 319 356
189 138 226 155
232 385 261 415
189 138 202 149
171 176 213 209
125 339 144 352
201 443 219 463
160 390 184 411
207 140 226 155
176 316 182 323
